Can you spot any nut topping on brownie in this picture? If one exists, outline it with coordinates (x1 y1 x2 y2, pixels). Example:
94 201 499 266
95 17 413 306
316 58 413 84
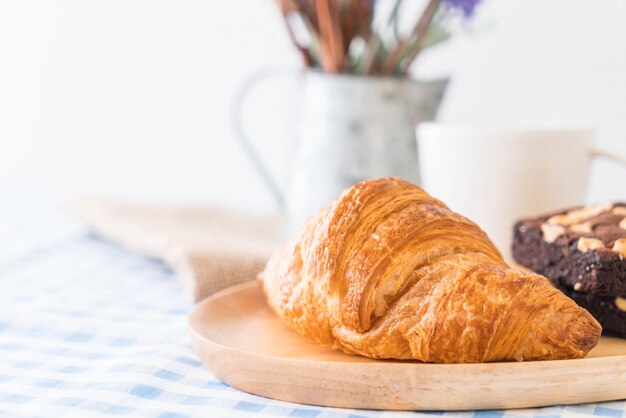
540 223 565 243
613 238 626 258
514 202 626 338
570 222 593 233
577 237 605 252
513 202 626 297
546 203 613 226
614 206 626 216
537 202 626 255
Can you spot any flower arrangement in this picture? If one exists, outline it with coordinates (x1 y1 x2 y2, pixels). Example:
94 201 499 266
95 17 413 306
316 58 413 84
275 0 481 75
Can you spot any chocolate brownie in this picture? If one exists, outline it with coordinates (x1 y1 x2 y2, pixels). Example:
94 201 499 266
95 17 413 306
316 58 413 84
512 202 626 296
556 284 626 338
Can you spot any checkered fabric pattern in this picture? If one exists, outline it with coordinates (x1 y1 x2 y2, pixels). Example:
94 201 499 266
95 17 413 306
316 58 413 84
0 196 624 418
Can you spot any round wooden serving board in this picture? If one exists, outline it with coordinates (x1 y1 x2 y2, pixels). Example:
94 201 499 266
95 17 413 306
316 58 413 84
189 281 626 411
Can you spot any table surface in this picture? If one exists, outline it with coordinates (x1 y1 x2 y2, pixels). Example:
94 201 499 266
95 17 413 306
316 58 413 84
1 197 624 418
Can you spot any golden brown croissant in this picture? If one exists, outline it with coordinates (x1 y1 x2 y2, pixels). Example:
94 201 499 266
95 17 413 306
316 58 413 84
259 178 601 363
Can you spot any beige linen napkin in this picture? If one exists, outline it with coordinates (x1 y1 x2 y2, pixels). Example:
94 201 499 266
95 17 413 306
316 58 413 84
70 198 281 302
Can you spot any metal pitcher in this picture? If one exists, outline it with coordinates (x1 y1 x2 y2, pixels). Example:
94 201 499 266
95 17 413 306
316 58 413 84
234 70 447 236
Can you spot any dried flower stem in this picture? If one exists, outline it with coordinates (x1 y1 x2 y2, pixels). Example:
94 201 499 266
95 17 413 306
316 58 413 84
273 0 477 75
360 34 383 74
283 17 314 66
381 0 440 74
316 0 345 72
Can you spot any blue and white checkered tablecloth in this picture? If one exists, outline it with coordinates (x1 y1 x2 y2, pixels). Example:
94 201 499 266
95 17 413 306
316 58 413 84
0 197 624 418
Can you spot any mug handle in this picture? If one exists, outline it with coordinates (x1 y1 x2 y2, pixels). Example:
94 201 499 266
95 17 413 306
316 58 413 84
231 67 300 208
591 148 626 167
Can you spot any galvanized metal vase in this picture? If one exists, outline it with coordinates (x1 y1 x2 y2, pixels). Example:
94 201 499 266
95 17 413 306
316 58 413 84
234 70 447 236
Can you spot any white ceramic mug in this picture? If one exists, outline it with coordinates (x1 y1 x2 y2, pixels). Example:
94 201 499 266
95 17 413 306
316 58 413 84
416 123 626 260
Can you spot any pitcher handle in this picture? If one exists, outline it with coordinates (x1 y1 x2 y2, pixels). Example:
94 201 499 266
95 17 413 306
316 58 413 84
231 67 300 208
591 148 626 167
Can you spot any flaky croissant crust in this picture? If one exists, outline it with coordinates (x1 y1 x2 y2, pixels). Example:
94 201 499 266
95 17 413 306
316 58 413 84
260 178 601 363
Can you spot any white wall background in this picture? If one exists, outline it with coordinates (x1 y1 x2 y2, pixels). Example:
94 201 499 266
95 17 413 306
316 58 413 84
1 0 625 214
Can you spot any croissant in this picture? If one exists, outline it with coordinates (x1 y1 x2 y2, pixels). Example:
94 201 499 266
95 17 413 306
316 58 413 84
259 178 601 363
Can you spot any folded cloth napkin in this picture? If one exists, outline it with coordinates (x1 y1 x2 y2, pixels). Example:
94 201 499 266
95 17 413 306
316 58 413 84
70 198 281 302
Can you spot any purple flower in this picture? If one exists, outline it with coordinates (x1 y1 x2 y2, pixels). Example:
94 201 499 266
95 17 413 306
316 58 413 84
442 0 481 18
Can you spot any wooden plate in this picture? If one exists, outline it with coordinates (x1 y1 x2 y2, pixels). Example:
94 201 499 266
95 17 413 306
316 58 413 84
189 281 626 411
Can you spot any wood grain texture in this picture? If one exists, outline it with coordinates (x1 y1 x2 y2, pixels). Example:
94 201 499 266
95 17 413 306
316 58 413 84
189 281 626 411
